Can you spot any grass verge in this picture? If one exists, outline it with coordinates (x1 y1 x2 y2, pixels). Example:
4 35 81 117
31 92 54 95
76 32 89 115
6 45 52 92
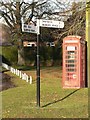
2 66 88 118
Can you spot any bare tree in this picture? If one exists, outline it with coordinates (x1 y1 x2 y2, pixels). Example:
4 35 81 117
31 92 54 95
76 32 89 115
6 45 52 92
0 0 50 65
50 1 86 45
0 0 85 65
0 0 69 65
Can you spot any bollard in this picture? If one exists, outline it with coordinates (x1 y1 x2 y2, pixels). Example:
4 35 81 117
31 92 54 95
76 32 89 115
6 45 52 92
11 67 14 73
22 73 24 80
30 76 32 84
24 73 27 80
13 69 16 74
16 69 18 75
10 67 12 72
22 73 26 80
20 71 22 78
17 70 20 76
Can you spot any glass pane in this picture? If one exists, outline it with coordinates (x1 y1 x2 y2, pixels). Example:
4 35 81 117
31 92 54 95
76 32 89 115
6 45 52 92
68 64 75 67
66 60 75 63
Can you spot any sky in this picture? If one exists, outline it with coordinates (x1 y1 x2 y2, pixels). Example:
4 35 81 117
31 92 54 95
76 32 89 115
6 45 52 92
1 0 86 3
24 0 85 2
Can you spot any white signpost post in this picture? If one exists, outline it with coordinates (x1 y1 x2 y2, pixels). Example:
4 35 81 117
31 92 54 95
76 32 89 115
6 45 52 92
22 18 64 107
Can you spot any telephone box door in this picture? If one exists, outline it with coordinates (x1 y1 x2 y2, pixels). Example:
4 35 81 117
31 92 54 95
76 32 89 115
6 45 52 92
63 45 79 88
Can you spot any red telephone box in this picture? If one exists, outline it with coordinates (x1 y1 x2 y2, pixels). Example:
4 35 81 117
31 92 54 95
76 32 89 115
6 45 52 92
62 35 86 88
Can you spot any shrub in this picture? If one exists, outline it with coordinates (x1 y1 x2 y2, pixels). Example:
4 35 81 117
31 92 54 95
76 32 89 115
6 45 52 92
1 46 18 65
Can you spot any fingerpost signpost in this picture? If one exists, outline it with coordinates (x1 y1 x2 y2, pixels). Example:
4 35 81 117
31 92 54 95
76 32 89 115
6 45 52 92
22 18 64 107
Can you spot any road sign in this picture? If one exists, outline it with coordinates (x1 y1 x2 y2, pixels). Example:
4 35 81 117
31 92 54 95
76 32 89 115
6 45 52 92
22 24 37 33
38 19 64 28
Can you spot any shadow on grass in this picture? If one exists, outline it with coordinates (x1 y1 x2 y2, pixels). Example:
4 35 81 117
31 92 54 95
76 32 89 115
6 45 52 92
42 89 80 108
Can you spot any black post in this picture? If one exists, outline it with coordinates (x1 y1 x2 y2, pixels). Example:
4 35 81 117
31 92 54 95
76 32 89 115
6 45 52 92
37 28 40 107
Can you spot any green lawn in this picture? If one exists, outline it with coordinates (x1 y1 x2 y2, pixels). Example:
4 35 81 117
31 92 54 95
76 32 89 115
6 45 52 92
1 66 88 118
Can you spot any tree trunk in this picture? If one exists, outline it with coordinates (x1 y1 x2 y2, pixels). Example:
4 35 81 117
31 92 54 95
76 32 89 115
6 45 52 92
15 2 25 65
18 48 25 65
17 39 25 65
